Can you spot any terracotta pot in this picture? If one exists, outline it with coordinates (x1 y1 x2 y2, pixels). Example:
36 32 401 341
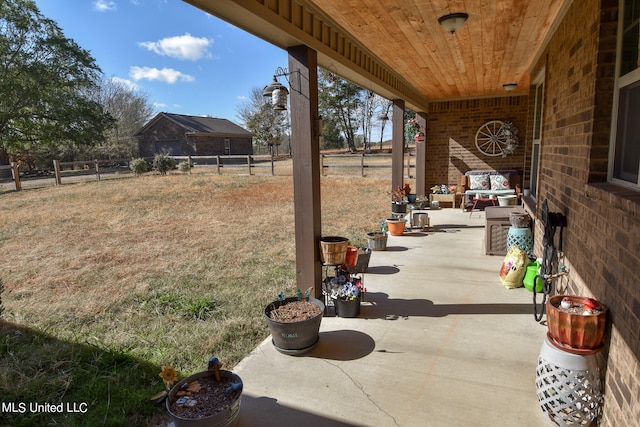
344 246 358 268
386 219 406 236
546 295 608 353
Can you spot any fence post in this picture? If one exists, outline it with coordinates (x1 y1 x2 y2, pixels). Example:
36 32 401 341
247 155 252 175
10 162 21 191
53 160 62 185
216 156 221 174
94 160 100 181
188 155 193 174
361 153 365 177
320 154 325 176
271 151 275 176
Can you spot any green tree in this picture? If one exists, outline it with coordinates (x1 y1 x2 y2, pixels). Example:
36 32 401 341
320 115 345 150
318 69 362 152
0 0 114 167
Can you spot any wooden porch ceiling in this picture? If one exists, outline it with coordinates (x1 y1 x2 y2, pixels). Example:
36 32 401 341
184 0 569 112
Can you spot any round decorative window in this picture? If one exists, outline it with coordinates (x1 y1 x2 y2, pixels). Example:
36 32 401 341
475 120 510 157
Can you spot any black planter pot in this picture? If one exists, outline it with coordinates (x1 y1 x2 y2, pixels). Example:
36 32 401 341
264 297 324 355
391 202 408 213
334 296 361 318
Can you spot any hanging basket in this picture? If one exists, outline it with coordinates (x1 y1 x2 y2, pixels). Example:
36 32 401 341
319 236 349 265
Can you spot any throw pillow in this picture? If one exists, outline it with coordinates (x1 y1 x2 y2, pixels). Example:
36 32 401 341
469 174 490 190
490 173 511 190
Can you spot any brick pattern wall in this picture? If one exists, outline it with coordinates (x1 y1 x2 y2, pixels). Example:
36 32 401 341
425 96 528 189
137 118 193 157
529 0 640 425
137 117 252 157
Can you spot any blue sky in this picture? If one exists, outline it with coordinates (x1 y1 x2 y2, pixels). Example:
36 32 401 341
34 0 288 125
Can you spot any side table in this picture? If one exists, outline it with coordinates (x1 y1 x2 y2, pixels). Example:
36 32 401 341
429 193 456 208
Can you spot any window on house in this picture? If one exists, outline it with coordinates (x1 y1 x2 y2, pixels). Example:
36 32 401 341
224 139 231 155
530 74 544 199
611 0 640 186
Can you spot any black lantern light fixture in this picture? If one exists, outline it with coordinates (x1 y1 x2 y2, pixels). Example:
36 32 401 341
262 67 300 111
438 12 469 34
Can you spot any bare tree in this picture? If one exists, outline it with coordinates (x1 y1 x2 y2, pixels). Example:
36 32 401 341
237 87 289 155
87 78 155 159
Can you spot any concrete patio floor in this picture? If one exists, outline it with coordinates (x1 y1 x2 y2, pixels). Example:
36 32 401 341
233 208 551 427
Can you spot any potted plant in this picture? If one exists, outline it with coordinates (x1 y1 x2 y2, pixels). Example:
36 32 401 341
546 295 608 353
414 194 429 209
385 217 407 236
367 220 389 251
163 358 243 427
322 268 364 318
391 184 411 213
345 247 372 273
264 289 324 355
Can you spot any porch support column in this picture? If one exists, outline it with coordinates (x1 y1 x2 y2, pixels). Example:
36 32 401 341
288 45 322 298
391 99 405 193
415 112 428 195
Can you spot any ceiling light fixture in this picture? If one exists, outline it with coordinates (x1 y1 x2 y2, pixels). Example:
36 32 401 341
503 83 518 91
438 13 469 34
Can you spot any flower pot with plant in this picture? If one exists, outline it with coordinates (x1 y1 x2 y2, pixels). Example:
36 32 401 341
391 184 411 213
386 218 407 236
546 295 608 354
322 268 364 318
162 357 243 427
367 220 389 251
264 289 324 355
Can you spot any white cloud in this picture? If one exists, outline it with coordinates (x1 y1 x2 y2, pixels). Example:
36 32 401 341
138 33 212 61
108 76 139 91
94 0 116 12
129 66 195 84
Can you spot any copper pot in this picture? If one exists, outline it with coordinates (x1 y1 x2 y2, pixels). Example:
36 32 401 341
546 295 607 353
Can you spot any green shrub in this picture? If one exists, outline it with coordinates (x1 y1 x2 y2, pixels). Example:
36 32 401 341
129 158 148 176
153 154 176 175
178 160 192 173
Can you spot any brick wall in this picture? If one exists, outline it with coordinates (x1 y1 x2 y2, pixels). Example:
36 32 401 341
529 0 640 425
137 117 193 157
137 117 253 157
425 96 528 188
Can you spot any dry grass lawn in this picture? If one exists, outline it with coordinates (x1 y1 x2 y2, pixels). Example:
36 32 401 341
0 164 395 425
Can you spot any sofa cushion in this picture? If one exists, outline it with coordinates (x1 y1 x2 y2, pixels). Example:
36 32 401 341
469 174 490 190
465 189 515 196
490 173 510 190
